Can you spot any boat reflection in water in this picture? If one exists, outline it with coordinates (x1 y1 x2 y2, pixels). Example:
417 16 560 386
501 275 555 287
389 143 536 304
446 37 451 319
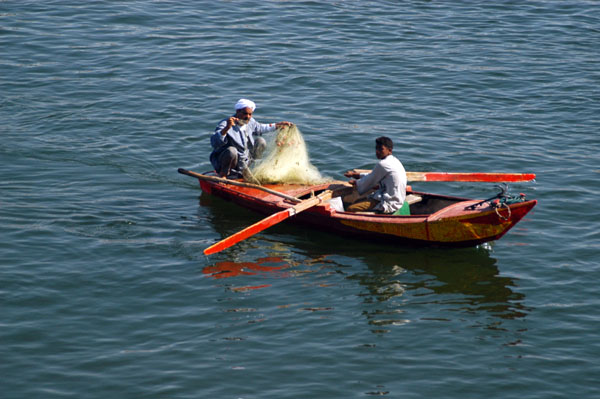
202 256 290 292
345 246 528 334
198 192 528 332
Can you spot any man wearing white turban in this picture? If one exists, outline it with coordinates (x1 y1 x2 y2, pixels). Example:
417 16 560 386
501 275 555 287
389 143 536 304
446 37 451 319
210 99 292 178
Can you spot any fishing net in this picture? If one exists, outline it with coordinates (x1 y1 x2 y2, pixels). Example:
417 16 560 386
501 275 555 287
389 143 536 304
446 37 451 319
247 125 329 185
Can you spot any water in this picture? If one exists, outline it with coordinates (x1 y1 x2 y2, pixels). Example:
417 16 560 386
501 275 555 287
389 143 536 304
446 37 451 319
2 1 599 397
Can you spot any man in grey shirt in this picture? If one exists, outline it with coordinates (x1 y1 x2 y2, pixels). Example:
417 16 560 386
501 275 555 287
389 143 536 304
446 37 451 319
210 99 292 178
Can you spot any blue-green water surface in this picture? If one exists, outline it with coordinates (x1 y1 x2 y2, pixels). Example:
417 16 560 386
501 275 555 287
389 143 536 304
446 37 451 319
2 1 599 398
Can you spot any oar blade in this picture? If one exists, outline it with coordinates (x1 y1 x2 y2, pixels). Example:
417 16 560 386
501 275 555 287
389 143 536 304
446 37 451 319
203 190 333 256
407 172 536 183
204 209 292 255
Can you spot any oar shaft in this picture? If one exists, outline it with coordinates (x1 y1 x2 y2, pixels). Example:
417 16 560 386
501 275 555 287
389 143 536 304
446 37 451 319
178 168 301 203
203 209 293 255
350 169 536 183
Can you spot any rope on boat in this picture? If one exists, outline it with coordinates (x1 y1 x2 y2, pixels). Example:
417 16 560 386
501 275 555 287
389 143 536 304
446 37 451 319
494 201 512 221
466 183 527 221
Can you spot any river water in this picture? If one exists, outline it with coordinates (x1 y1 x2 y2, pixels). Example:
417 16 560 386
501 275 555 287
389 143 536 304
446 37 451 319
2 1 599 398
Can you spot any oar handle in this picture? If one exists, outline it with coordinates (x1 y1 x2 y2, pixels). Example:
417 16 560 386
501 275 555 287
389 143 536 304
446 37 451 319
178 168 301 203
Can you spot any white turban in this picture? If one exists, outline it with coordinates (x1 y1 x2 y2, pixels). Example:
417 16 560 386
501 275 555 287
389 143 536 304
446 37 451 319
234 98 256 111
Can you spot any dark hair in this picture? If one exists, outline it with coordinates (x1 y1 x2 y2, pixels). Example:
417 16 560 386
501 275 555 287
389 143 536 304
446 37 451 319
375 136 393 151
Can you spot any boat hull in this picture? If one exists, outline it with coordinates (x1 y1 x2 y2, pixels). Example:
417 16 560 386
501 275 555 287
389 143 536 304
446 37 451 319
197 175 537 248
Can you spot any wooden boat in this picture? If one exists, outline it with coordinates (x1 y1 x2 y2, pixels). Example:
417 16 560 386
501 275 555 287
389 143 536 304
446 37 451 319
185 170 537 248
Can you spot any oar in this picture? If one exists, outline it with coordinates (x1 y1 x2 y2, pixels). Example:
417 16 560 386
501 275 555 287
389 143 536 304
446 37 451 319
204 190 333 255
349 169 536 183
178 168 301 203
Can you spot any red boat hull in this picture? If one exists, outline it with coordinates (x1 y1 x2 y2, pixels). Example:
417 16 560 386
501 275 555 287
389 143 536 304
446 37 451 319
197 176 537 248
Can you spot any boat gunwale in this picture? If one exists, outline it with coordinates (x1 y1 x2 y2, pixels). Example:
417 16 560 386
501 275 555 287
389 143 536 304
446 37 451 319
199 174 536 223
193 172 537 247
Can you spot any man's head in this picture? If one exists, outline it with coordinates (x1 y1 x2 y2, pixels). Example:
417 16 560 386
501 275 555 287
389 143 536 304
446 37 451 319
375 136 393 159
234 99 256 124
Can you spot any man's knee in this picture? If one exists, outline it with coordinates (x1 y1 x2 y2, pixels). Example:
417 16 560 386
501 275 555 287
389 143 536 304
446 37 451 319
346 199 378 212
221 146 238 162
218 146 237 165
216 147 238 176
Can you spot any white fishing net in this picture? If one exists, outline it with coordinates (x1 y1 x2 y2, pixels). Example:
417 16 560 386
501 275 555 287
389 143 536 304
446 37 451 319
248 125 329 185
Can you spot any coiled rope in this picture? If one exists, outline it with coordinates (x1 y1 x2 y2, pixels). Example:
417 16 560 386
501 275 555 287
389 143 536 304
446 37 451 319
466 183 527 220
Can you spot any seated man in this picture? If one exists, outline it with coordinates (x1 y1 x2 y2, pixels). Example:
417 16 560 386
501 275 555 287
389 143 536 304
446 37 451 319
343 136 407 214
210 99 292 178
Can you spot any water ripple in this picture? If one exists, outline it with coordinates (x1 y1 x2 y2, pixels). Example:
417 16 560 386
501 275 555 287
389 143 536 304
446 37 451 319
2 1 600 398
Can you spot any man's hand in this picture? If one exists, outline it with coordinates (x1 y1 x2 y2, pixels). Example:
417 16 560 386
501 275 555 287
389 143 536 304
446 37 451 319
221 117 238 135
344 170 361 179
228 116 244 127
275 121 293 129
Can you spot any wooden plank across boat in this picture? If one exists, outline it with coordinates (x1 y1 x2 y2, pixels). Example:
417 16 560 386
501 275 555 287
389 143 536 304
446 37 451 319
182 169 537 248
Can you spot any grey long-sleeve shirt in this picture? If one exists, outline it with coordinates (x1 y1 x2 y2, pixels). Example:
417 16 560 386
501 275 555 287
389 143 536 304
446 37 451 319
210 117 276 172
